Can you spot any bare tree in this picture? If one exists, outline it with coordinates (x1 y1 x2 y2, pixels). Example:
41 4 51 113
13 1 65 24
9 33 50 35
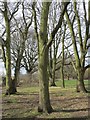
11 1 33 91
32 1 69 113
0 1 20 94
65 1 90 92
22 31 38 73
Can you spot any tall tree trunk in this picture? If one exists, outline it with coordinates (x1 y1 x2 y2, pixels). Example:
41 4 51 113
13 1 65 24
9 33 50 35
4 2 16 95
61 28 65 88
5 38 13 95
38 2 53 113
50 5 57 87
65 11 87 92
60 22 66 88
32 1 69 113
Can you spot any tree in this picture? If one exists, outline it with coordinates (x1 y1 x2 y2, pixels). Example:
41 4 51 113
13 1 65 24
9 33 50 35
32 1 69 113
22 31 38 73
60 22 66 88
11 2 33 91
48 4 58 86
65 1 90 92
0 1 20 94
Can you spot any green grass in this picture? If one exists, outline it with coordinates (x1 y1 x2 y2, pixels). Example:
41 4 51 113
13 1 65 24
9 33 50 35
55 79 88 88
17 87 39 93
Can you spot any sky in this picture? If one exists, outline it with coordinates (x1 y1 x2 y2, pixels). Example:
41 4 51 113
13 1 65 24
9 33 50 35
0 59 5 76
0 59 26 76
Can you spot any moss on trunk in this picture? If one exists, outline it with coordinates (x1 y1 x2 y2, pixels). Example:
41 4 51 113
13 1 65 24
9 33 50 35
3 2 16 95
38 2 53 113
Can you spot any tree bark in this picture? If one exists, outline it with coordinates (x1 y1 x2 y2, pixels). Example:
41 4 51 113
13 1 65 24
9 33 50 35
32 1 69 113
76 69 87 92
50 58 56 86
38 2 53 113
38 47 53 113
50 40 56 87
65 11 87 92
60 23 66 88
60 65 65 88
14 58 21 91
3 2 16 95
49 47 53 79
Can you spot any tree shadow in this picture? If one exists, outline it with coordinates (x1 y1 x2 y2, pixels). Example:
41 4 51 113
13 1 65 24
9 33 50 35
2 116 89 120
51 96 88 109
54 108 89 113
16 92 38 96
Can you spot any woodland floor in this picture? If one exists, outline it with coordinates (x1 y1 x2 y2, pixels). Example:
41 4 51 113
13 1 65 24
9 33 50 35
2 83 90 120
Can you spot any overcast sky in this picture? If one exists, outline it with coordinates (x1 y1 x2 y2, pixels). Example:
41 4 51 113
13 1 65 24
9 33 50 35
0 0 89 76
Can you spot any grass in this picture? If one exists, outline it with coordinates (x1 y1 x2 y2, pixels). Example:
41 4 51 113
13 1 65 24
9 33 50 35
2 79 89 119
17 87 39 93
55 79 88 88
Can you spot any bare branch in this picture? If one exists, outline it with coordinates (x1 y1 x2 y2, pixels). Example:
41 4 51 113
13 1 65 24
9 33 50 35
32 2 39 42
47 2 70 48
84 64 90 71
9 2 20 21
22 2 27 26
87 43 90 49
73 1 83 52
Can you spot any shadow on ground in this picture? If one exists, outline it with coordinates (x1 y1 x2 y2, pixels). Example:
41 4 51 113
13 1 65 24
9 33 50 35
2 116 89 120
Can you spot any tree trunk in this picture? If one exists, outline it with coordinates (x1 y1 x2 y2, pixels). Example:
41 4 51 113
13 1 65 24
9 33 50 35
13 67 19 92
14 67 20 86
14 58 21 91
50 58 56 86
48 47 53 80
60 66 65 88
76 69 87 93
4 2 16 95
67 75 69 80
14 37 26 92
5 30 16 95
61 26 65 88
2 45 6 69
37 2 53 113
38 47 53 113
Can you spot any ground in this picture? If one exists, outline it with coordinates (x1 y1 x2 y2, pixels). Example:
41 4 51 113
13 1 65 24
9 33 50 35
2 79 89 119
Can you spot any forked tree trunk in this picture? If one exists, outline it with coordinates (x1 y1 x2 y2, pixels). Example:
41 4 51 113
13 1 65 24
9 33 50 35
32 1 69 113
38 47 53 113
